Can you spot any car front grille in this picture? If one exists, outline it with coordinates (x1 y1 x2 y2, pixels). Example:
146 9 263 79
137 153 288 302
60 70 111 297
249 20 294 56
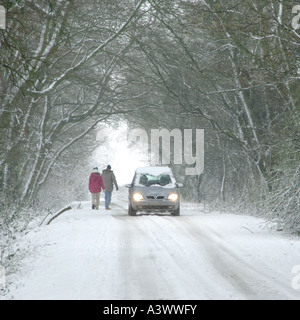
137 205 175 210
146 195 165 200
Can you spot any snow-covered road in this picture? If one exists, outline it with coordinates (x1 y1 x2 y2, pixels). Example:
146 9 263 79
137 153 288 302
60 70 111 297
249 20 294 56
5 195 300 300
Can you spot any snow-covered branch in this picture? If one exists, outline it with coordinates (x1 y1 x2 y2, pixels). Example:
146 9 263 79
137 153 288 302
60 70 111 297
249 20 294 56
29 0 147 96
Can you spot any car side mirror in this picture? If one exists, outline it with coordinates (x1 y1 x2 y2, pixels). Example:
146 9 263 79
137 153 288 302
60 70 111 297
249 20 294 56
176 183 183 188
125 184 132 188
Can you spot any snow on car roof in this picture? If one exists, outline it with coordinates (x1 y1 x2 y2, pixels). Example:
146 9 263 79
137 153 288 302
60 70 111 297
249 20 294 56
135 166 173 175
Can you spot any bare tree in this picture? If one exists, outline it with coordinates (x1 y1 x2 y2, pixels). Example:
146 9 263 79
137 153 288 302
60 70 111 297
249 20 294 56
0 0 148 207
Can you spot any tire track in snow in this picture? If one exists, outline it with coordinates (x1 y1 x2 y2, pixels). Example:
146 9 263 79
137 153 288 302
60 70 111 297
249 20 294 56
137 215 242 299
169 216 299 300
111 215 163 299
164 216 258 299
113 214 223 299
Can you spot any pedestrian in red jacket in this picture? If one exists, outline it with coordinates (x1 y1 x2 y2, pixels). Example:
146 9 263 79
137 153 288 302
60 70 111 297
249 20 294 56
89 167 105 210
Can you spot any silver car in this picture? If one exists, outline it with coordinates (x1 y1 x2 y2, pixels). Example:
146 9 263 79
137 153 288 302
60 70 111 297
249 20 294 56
125 166 183 216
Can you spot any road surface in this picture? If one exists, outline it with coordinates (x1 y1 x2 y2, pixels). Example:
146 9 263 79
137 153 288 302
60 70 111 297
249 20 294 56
5 196 300 300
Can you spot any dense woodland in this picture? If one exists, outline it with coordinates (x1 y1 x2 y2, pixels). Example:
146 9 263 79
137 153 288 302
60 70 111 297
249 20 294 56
1 0 300 264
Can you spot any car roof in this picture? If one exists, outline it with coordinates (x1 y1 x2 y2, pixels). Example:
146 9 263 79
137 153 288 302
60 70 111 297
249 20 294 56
135 166 173 175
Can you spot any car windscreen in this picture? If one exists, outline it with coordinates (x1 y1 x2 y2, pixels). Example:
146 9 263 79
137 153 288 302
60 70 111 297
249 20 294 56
136 173 173 187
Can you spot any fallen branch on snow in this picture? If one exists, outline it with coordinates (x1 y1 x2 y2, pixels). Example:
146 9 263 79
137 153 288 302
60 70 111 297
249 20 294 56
241 226 254 234
46 205 72 225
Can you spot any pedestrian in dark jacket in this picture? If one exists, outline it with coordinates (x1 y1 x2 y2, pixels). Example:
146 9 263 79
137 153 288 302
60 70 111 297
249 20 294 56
102 165 118 210
89 167 105 210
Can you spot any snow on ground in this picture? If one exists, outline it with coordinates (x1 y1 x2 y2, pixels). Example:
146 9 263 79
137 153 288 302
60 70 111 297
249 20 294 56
2 190 300 300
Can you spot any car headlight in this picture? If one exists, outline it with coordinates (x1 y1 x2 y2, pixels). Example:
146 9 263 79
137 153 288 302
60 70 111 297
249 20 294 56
168 193 178 201
133 193 144 202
